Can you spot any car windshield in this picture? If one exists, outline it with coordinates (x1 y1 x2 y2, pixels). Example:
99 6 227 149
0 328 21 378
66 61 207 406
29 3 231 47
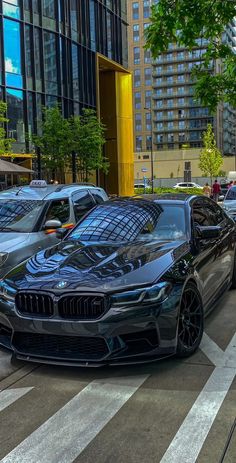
225 187 236 200
69 201 186 243
0 200 44 232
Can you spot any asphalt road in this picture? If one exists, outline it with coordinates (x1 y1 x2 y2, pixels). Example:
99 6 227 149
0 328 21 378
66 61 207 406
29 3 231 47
0 290 235 463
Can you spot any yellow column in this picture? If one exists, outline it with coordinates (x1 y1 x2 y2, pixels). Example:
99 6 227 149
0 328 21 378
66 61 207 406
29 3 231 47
115 72 134 196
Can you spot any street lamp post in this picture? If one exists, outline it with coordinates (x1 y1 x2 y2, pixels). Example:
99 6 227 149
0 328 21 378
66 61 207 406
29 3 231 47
144 106 154 194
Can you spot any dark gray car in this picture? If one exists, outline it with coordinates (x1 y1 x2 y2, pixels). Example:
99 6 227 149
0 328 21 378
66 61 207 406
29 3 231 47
0 182 108 277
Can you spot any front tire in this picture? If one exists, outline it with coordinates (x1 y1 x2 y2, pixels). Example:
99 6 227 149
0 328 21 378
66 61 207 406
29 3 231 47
176 282 204 358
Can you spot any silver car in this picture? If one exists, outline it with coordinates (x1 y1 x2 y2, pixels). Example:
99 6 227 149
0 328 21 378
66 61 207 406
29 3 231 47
0 181 108 278
222 185 236 221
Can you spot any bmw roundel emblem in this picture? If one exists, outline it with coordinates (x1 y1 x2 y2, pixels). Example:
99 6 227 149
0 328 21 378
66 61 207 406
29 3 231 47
56 281 68 289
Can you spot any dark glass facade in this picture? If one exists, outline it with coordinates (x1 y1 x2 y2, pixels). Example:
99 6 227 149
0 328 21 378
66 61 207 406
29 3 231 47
0 0 128 155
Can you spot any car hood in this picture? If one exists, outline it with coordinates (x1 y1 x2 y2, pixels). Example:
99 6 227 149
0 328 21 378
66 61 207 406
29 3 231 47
0 232 30 252
6 239 189 293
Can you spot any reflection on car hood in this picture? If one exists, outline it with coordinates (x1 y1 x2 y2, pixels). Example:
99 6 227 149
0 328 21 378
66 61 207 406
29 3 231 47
6 238 189 292
0 232 30 252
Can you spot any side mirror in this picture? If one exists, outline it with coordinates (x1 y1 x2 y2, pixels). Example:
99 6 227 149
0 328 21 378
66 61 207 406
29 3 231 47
56 228 69 240
44 219 62 230
196 225 221 240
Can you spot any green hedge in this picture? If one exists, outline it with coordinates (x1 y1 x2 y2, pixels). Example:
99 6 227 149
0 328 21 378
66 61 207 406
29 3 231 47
134 187 203 195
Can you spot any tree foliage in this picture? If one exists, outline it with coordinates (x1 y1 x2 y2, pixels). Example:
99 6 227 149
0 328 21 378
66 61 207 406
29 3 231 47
199 124 223 183
0 101 14 154
32 106 71 182
145 0 236 112
69 109 108 182
32 106 108 182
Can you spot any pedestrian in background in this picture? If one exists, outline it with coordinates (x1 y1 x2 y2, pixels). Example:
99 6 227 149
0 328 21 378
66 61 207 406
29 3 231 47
203 182 211 198
212 179 221 202
228 181 233 189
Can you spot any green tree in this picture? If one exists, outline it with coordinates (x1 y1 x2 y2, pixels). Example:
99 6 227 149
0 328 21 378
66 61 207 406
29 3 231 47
70 109 109 182
145 0 236 111
0 101 14 154
199 124 223 184
32 106 72 182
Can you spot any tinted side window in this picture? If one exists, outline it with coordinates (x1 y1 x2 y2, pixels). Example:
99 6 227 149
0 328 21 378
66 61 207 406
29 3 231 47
193 200 220 226
72 190 95 222
45 199 70 224
92 189 106 204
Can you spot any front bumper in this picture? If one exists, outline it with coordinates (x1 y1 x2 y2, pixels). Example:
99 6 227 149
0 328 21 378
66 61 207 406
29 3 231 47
0 291 181 366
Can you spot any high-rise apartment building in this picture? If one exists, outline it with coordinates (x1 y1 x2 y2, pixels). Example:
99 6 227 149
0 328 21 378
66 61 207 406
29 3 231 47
128 0 236 180
0 0 133 194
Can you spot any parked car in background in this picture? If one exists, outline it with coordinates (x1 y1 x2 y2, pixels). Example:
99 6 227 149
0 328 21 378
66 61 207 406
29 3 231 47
222 185 236 220
173 182 203 189
1 194 235 366
0 180 108 278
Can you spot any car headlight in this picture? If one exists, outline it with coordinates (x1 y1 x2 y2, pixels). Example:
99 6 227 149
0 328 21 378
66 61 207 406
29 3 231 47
0 252 8 266
0 280 17 301
111 282 172 307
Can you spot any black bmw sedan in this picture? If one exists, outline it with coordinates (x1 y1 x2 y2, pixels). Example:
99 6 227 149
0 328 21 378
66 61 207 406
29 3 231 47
0 194 235 366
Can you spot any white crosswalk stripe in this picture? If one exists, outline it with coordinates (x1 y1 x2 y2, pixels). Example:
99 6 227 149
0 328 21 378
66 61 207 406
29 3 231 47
0 387 33 413
0 375 148 463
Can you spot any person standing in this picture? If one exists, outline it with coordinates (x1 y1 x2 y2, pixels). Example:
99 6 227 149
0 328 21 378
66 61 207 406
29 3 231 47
212 179 221 202
203 182 211 197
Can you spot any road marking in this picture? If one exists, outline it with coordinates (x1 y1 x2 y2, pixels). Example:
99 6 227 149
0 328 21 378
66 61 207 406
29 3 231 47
160 334 236 463
0 387 33 413
201 332 225 366
0 375 148 463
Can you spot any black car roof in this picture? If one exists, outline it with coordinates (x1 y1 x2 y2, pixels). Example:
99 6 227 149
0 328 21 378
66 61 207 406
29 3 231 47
108 194 196 207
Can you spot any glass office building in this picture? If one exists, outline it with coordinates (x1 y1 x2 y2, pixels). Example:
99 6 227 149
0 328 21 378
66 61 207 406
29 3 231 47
0 0 133 194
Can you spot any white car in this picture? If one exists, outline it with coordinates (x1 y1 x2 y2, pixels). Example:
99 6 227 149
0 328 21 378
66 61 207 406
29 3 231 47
173 182 203 189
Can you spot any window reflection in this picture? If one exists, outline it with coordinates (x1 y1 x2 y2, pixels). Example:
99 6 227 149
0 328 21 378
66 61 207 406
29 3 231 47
4 19 22 79
7 88 25 150
3 1 20 19
44 31 58 95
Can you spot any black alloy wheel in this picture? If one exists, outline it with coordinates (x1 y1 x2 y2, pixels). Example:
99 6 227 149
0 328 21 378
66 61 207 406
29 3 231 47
176 282 204 357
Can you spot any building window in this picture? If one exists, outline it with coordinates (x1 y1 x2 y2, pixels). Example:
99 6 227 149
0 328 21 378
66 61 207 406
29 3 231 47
143 0 150 18
44 30 58 94
4 18 22 88
135 91 141 109
136 135 142 151
178 98 185 106
133 47 140 64
167 133 174 142
146 135 152 150
167 110 174 118
144 49 151 63
135 113 142 131
156 122 163 130
144 67 152 86
132 2 139 19
134 69 141 87
156 111 163 120
179 120 185 129
145 90 151 108
178 86 185 94
146 112 151 130
133 24 140 42
167 99 173 107
167 87 173 95
168 121 174 129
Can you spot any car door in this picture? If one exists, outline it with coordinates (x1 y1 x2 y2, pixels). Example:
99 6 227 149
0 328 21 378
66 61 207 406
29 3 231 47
71 189 96 223
208 200 235 287
30 198 71 254
191 198 222 307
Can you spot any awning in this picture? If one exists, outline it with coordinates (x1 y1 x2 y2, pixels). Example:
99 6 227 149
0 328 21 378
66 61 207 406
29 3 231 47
0 159 33 174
